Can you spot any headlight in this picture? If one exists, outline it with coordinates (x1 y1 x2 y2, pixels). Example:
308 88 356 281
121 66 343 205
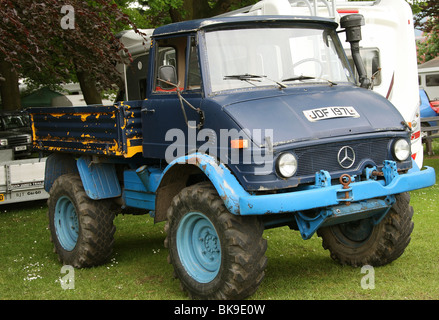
0 139 8 146
276 152 298 178
393 139 410 161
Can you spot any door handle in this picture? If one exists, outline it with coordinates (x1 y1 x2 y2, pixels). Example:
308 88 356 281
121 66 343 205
141 108 155 114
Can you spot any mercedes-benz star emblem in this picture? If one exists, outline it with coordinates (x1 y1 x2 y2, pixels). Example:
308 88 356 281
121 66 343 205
337 146 355 169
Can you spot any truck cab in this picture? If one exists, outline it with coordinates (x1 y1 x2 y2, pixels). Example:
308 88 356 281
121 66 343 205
142 16 412 192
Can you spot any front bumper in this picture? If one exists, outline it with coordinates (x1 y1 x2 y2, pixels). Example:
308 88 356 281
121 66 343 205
239 165 435 215
239 164 435 239
167 154 435 220
169 154 436 240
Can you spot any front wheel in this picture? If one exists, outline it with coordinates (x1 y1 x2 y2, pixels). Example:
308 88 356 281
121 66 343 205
164 182 267 300
317 193 414 267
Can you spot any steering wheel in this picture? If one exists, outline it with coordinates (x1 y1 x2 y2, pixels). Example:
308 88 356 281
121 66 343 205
292 58 324 78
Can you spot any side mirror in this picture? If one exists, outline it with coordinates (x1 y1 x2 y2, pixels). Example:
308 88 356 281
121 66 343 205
158 65 177 90
340 14 371 89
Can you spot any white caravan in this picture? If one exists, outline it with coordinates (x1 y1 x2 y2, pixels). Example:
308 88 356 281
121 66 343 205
219 0 424 168
418 57 439 101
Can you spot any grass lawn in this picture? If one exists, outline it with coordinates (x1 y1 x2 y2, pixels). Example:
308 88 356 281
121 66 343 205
1 144 439 300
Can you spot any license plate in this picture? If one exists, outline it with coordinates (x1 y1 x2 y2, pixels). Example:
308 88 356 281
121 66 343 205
0 194 4 202
15 146 27 151
303 106 360 122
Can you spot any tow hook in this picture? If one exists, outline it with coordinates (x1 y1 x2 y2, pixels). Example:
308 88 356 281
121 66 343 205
339 174 352 206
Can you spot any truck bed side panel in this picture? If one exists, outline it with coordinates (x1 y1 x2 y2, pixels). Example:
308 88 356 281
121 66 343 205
29 101 143 158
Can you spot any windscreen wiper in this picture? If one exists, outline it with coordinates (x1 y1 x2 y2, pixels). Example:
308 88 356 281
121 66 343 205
224 74 264 81
224 74 287 89
282 75 337 86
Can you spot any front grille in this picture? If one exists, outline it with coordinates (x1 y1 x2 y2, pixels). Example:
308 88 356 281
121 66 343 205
295 138 391 177
8 135 29 146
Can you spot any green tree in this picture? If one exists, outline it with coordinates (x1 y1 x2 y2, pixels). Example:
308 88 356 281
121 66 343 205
138 0 259 26
0 0 142 110
412 0 439 63
0 0 262 110
417 24 439 64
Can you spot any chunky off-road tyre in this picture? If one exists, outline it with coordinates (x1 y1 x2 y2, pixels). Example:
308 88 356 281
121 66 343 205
317 192 414 267
48 173 116 268
164 182 267 300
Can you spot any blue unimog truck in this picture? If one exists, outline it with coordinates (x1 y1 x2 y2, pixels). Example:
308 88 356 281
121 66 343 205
29 14 435 299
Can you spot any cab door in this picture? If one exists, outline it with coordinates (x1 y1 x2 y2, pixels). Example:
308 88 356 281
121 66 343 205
142 34 204 160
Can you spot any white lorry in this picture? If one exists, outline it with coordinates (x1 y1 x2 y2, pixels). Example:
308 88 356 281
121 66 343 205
217 0 423 169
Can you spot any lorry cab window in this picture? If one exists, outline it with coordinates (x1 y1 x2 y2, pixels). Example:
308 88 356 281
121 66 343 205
155 46 178 91
154 36 193 93
205 26 354 93
186 37 202 91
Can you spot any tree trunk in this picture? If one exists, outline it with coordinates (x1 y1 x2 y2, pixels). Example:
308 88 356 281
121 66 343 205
184 0 212 19
76 70 102 105
171 0 248 22
0 59 21 111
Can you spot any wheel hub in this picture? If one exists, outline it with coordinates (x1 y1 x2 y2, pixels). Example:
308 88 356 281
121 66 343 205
177 211 221 283
54 196 79 251
201 231 220 260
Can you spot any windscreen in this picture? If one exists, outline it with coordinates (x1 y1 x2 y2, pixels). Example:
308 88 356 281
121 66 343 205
205 26 355 93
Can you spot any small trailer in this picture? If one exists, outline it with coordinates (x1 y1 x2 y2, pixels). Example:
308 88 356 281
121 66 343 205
0 150 48 205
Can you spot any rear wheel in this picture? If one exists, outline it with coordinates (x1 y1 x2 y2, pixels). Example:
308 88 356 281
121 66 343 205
48 174 116 268
165 182 267 299
317 193 414 267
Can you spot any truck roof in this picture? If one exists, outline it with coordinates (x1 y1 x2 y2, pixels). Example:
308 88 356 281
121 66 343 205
152 15 338 37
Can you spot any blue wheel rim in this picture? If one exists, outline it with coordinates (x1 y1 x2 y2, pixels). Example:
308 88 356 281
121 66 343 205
54 196 79 251
176 212 221 283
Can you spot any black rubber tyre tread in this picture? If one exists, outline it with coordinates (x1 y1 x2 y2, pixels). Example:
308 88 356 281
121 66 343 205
317 192 414 267
164 182 267 300
47 173 116 268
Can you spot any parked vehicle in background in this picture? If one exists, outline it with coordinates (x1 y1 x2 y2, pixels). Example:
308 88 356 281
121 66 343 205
419 88 439 156
0 112 32 159
420 88 438 127
418 61 439 102
0 149 48 205
0 113 47 205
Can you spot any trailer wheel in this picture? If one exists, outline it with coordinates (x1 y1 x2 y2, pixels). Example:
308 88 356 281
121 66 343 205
317 192 414 267
48 174 116 268
164 182 267 300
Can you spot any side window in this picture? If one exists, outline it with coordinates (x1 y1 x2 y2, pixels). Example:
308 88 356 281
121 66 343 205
153 35 202 93
187 37 202 91
426 74 439 87
154 36 188 93
155 46 177 91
